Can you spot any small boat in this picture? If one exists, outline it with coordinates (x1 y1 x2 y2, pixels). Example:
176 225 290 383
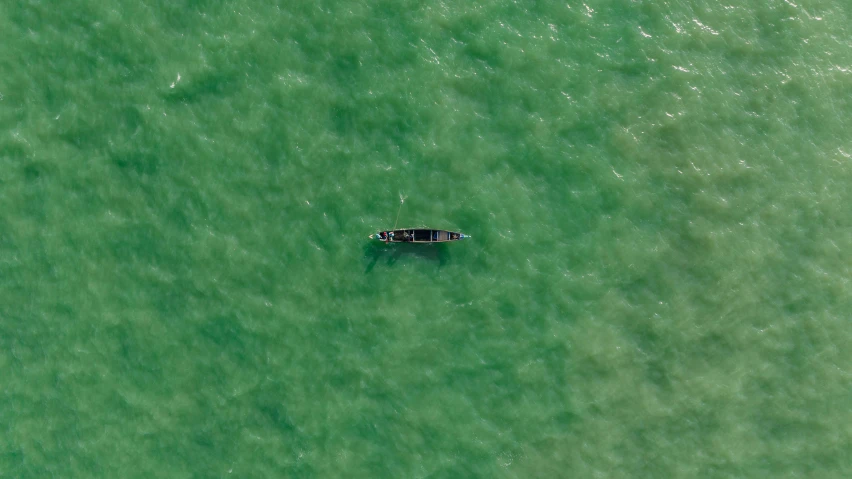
372 229 469 243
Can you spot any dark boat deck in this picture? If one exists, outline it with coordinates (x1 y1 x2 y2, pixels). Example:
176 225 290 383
377 228 464 243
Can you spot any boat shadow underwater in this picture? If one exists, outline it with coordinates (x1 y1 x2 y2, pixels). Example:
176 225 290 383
363 241 451 273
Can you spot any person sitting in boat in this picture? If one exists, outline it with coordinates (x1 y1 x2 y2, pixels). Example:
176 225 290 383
379 231 388 241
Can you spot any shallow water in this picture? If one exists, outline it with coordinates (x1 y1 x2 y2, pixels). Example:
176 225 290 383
2 0 851 477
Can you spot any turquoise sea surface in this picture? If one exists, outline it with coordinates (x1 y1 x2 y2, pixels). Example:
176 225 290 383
2 0 851 477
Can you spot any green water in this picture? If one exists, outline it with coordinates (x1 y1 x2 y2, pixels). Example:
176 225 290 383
2 0 851 477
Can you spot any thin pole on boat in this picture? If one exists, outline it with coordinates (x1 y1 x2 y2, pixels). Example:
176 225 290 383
392 192 406 231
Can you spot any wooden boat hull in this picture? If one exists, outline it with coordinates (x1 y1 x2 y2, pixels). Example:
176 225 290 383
373 229 468 243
